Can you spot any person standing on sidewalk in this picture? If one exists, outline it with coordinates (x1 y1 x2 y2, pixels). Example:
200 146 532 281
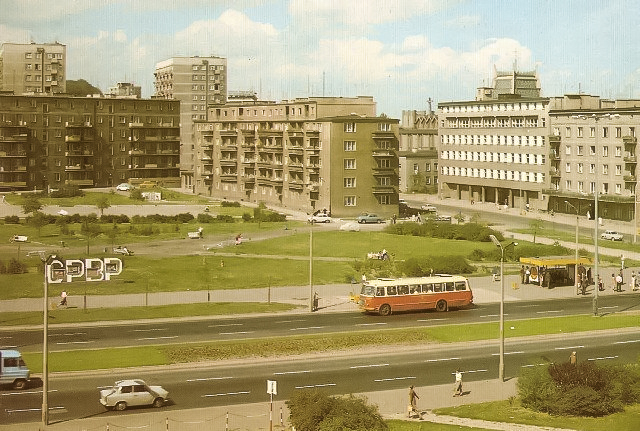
453 369 463 396
408 385 419 416
570 351 577 366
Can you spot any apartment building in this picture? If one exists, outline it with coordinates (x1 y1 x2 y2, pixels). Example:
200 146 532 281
154 56 227 190
193 96 399 217
0 42 66 95
547 94 639 221
0 94 180 192
398 109 438 193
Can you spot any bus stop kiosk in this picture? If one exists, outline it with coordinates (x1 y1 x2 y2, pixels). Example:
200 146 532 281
519 256 593 289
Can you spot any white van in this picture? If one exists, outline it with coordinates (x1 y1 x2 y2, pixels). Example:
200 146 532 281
0 350 30 389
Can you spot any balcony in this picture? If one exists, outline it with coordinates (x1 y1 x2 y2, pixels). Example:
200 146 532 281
623 136 638 146
372 185 397 194
65 135 81 142
624 175 637 183
65 179 94 186
220 158 237 166
548 135 561 144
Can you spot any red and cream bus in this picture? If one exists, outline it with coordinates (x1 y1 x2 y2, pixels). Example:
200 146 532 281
358 275 473 316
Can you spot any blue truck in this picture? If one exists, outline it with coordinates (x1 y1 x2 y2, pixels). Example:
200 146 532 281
0 350 30 389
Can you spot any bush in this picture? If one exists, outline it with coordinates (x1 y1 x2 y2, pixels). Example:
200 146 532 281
197 213 215 223
101 214 131 224
287 390 388 431
215 214 235 223
6 258 28 274
4 215 20 224
399 255 475 276
518 361 640 417
49 185 84 198
220 201 241 207
242 212 252 222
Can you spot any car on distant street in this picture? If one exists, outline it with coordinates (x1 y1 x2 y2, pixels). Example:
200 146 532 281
138 181 158 189
601 230 623 241
420 204 437 212
113 246 134 256
339 221 360 232
99 379 168 411
116 183 131 191
308 213 331 223
356 213 385 224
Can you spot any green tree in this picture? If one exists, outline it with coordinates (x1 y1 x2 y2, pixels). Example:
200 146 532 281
96 195 110 216
65 79 102 96
22 196 42 215
27 211 49 236
529 219 544 244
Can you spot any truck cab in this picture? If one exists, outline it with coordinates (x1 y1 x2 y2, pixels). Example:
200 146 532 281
0 350 30 389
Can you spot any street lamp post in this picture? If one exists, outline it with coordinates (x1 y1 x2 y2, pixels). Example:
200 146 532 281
572 113 619 316
489 235 517 381
309 220 314 312
565 201 580 295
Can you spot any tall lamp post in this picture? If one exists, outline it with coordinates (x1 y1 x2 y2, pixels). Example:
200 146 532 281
564 201 580 295
489 235 517 381
572 113 619 316
309 220 314 312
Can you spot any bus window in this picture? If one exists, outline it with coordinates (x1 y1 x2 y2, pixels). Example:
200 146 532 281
445 282 454 292
376 287 385 296
361 285 375 296
409 284 419 294
387 286 398 295
398 285 409 295
423 283 433 292
455 281 467 291
432 283 442 292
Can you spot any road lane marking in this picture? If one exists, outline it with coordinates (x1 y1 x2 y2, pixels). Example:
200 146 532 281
203 391 250 397
416 318 449 322
453 369 488 375
51 332 87 336
588 356 619 361
132 328 169 332
491 351 524 356
374 376 416 382
424 357 460 363
219 331 254 335
350 364 389 369
290 326 326 331
274 370 311 375
56 341 94 345
6 406 65 414
295 383 336 389
136 336 179 341
480 314 509 318
275 319 306 324
535 310 564 314
187 377 233 382
355 323 387 327
614 339 640 344
555 346 584 350
521 363 547 368
600 306 619 310
515 304 540 308
208 323 243 328
1 389 58 396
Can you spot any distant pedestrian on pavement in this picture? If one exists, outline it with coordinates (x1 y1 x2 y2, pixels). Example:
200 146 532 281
598 276 604 291
630 271 636 291
611 273 616 290
408 385 419 416
59 290 68 307
524 266 530 284
570 351 577 366
615 273 623 292
453 369 463 396
520 265 525 284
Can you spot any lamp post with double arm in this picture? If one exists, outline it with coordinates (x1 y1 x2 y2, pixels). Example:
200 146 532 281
564 200 580 295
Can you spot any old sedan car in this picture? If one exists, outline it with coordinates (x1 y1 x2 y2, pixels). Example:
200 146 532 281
99 379 168 411
356 213 385 224
308 213 331 223
115 183 131 191
601 230 623 241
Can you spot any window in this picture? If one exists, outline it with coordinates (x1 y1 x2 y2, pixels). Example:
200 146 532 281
590 146 596 156
603 127 608 138
344 177 356 188
343 141 356 151
565 127 571 137
590 127 595 138
566 180 572 190
616 127 622 138
565 162 571 173
590 164 595 174
344 196 356 206
602 165 608 175
378 159 391 168
577 145 583 156
344 159 356 169
344 123 356 133
577 163 583 173
615 165 622 175
577 127 583 138
565 145 571 155
602 146 608 157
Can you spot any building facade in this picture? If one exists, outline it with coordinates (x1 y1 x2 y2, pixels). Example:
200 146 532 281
398 109 438 193
547 95 639 221
192 96 399 217
0 42 66 95
154 56 228 191
0 95 180 192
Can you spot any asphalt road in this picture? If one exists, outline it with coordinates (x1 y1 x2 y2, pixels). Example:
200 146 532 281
7 294 640 353
2 329 638 426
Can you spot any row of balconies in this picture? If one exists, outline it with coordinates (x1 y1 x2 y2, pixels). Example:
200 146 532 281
65 164 93 171
0 151 27 157
0 134 28 142
0 166 27 172
0 180 27 187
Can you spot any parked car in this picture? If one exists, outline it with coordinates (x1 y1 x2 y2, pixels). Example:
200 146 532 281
421 204 437 212
113 246 134 256
339 221 360 232
356 213 385 224
138 181 158 189
601 230 623 241
99 379 168 411
308 213 331 223
116 183 131 191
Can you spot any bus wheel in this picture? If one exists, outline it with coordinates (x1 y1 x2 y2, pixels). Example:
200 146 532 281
378 304 391 316
436 300 448 312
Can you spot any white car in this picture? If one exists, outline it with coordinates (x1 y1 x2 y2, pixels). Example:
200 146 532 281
116 183 131 191
421 204 437 212
100 379 168 411
601 230 623 241
339 221 360 232
308 213 331 223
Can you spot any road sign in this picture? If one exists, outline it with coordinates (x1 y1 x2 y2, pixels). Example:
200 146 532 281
267 379 277 395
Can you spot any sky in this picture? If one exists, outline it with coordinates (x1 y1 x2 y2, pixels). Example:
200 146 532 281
1 0 639 118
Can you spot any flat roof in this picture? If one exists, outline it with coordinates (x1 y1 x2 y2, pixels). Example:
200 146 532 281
520 256 592 266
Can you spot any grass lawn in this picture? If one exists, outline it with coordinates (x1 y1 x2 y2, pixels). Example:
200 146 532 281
19 313 640 371
434 401 640 431
4 189 212 206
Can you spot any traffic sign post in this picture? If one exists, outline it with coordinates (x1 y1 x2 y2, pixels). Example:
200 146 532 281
267 380 277 431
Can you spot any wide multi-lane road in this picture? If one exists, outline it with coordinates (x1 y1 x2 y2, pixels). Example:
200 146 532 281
2 327 639 426
6 294 639 352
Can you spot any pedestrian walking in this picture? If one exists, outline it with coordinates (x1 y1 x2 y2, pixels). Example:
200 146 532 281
520 265 525 284
453 369 463 397
408 385 419 416
630 271 636 291
611 273 616 290
598 276 604 291
615 273 623 292
524 266 530 284
59 290 68 307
